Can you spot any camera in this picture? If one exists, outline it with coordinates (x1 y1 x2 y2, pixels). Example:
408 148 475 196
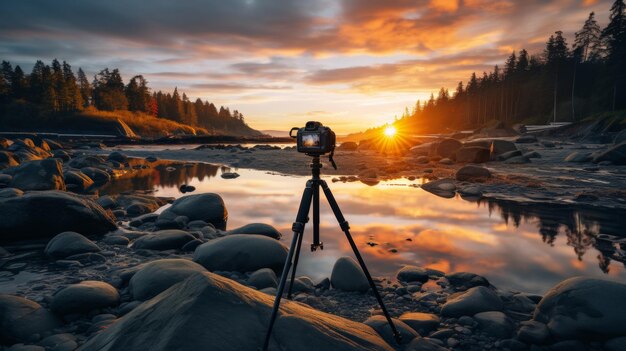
290 121 336 155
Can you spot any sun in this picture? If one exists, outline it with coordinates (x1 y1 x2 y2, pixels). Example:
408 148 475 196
384 126 397 137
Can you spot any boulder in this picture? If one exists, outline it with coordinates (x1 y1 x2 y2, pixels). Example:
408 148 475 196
194 234 288 273
409 143 435 157
63 170 94 192
441 286 503 317
515 135 537 143
592 142 626 165
396 265 430 283
473 311 514 338
45 231 101 259
6 159 65 191
107 151 128 163
421 179 456 198
248 268 278 289
398 312 440 335
363 315 418 345
157 193 227 230
78 272 393 351
445 272 490 290
504 156 531 164
331 256 369 292
0 151 19 169
0 191 116 241
227 223 282 239
0 187 23 198
67 155 106 169
564 151 592 163
454 147 490 163
497 150 522 161
517 320 550 344
455 165 491 181
129 259 207 300
132 230 195 251
0 295 61 344
51 281 119 315
81 167 111 187
435 138 462 158
533 277 626 339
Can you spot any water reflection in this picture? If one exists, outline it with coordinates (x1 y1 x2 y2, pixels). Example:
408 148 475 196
105 163 626 294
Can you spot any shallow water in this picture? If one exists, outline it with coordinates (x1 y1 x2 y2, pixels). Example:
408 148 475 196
104 162 626 295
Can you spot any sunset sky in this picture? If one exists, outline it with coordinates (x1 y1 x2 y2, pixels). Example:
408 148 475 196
0 0 614 133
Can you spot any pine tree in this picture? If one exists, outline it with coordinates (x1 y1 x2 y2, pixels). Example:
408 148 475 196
62 61 82 111
601 0 626 110
575 12 603 62
11 65 27 100
77 68 92 108
125 75 150 112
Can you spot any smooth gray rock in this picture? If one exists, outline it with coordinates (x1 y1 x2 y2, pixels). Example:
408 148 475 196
364 315 418 345
436 138 462 158
6 159 65 191
78 272 393 351
592 142 626 165
421 179 456 198
63 170 94 192
497 150 522 161
445 272 490 290
399 312 440 335
504 156 531 164
157 193 227 230
564 151 592 163
80 167 111 186
51 281 119 315
441 286 503 317
227 223 282 239
331 257 369 292
515 135 537 143
0 295 61 344
396 265 430 283
248 268 278 289
473 311 514 338
455 165 491 181
132 230 195 251
517 320 549 344
455 146 490 163
45 231 100 259
107 152 128 163
129 259 207 300
193 234 288 273
533 277 626 339
0 187 23 198
0 190 116 241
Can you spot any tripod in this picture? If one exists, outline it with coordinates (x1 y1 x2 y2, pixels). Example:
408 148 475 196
261 155 401 351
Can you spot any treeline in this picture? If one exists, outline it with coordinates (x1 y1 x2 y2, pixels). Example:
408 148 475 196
398 0 626 132
0 59 254 134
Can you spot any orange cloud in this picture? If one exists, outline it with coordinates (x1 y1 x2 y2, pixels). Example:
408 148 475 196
430 0 459 12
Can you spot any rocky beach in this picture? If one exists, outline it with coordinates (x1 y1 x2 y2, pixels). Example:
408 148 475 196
1 127 626 351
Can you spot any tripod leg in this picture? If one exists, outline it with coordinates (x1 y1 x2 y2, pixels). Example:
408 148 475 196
262 182 314 351
319 180 403 344
286 229 304 299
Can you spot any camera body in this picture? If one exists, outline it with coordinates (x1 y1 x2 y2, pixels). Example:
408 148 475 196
290 121 336 155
